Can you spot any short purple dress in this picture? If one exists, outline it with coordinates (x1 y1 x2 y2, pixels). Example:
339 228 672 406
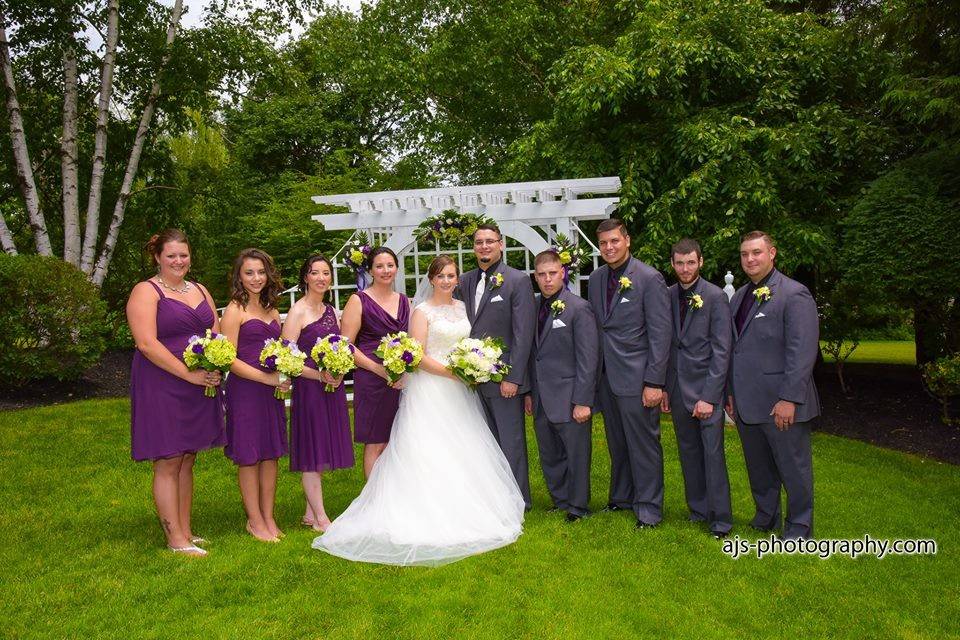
224 318 288 465
289 304 354 471
352 291 410 444
130 281 226 461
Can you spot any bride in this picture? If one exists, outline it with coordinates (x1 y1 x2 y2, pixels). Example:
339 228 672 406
312 255 525 566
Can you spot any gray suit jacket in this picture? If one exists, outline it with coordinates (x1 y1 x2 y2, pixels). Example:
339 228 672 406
587 256 672 396
665 278 732 412
728 269 821 424
458 263 537 397
529 289 601 424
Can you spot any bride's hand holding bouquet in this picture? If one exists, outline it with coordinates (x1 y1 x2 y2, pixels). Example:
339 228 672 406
447 336 511 388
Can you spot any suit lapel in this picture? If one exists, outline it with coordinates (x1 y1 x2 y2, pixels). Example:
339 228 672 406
464 271 477 324
604 257 633 323
738 270 779 339
474 267 500 322
678 278 700 339
670 284 681 339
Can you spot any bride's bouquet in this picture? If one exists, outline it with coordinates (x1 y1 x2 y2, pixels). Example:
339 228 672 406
311 334 357 392
183 329 237 397
375 331 423 384
447 336 511 387
259 338 307 400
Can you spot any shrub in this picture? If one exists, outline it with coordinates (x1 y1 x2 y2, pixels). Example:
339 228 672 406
0 255 108 386
923 354 960 426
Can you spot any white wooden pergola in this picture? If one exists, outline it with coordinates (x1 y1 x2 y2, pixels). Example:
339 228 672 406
310 177 621 307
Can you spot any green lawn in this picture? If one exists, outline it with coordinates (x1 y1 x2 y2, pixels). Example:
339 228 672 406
821 340 916 365
2 399 958 639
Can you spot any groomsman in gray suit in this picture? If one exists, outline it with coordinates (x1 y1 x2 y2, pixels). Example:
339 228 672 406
525 251 601 522
661 238 733 538
726 230 820 539
458 224 537 509
587 218 672 528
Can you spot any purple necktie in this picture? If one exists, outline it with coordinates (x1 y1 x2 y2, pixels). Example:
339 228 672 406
538 301 550 335
606 271 619 313
679 288 689 328
735 286 756 334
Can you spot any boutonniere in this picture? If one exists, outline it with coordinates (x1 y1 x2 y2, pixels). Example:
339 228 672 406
550 299 566 317
754 286 772 304
688 293 704 310
489 272 504 289
618 276 632 292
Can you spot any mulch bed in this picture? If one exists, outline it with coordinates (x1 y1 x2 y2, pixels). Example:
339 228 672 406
2 350 957 465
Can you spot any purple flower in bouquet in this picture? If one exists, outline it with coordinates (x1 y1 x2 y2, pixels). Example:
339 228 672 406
264 355 277 369
401 351 414 364
192 343 205 355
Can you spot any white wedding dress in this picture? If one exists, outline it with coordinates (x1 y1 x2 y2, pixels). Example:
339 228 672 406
312 300 525 566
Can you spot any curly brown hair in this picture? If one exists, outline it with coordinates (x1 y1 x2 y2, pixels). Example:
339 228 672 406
145 229 190 264
230 248 283 309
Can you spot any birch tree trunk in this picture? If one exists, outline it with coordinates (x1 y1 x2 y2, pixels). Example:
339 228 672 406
0 212 17 254
80 0 119 274
0 17 52 255
92 0 183 286
61 45 81 266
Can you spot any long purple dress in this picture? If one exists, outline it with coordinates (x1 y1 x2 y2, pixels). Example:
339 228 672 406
130 281 226 461
290 304 354 471
224 318 288 465
352 291 411 444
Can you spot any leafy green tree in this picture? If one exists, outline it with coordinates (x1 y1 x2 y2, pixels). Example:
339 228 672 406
842 143 960 364
507 0 892 282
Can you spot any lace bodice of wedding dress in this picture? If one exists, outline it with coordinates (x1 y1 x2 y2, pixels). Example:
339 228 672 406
416 300 471 364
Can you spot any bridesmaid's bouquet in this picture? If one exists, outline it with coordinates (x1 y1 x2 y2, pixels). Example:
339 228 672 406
447 336 511 387
375 332 424 384
183 329 237 397
259 338 307 400
311 334 357 392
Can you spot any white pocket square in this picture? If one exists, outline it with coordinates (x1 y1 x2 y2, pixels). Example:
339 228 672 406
551 319 566 329
619 297 630 303
490 295 504 302
755 312 766 318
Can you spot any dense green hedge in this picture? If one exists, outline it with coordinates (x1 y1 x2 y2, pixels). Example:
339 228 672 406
0 255 108 386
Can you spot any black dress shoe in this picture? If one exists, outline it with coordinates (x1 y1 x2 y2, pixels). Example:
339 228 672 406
601 503 624 512
711 530 730 539
565 513 583 523
635 520 658 530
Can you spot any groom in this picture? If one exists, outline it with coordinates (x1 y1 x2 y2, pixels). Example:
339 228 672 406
458 224 537 509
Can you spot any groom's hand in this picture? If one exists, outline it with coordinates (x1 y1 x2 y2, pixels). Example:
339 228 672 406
572 405 591 424
523 395 533 416
500 381 519 399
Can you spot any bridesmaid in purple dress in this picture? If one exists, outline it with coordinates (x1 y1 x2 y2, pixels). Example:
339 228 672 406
281 255 354 532
126 229 225 557
340 247 411 478
220 248 289 543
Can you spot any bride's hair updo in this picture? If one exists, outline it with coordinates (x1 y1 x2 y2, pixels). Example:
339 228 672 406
427 255 457 280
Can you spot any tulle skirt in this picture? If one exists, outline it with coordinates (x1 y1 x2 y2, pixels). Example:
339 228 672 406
312 370 525 566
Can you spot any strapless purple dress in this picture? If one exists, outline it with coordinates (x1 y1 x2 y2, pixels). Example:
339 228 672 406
224 318 288 465
289 304 354 471
130 281 226 461
352 291 410 444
